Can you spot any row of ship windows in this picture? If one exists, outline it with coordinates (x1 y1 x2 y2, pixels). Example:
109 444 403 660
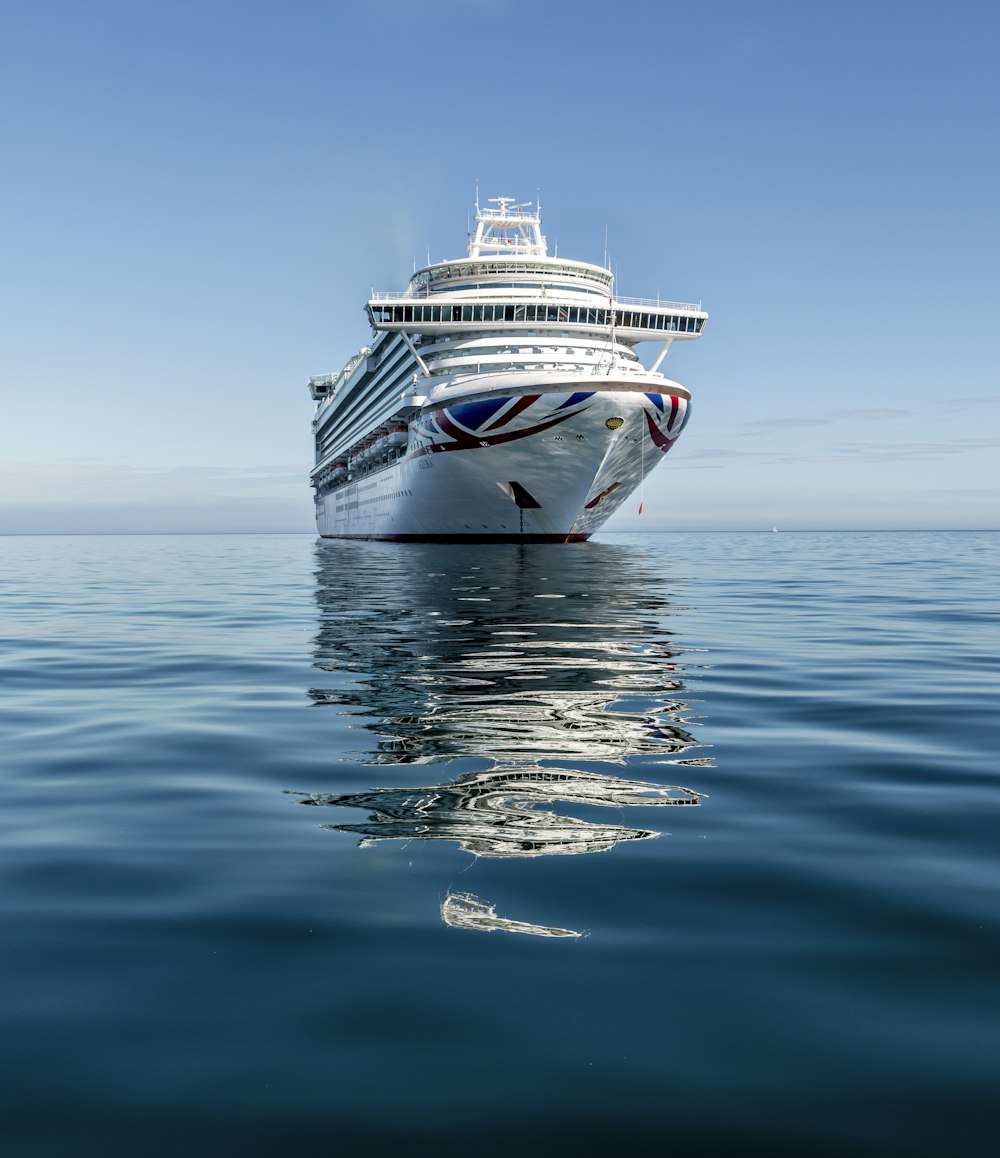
416 281 607 296
426 344 638 364
334 488 413 510
370 302 704 332
412 262 613 288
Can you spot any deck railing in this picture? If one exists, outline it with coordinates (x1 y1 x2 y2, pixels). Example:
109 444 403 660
615 294 703 311
370 289 702 311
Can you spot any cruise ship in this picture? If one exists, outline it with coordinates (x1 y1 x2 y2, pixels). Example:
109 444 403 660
308 197 708 541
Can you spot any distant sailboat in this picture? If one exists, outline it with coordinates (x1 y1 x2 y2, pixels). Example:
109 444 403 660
772 526 778 533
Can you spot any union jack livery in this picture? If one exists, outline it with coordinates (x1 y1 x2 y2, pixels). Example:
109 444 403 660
308 197 706 541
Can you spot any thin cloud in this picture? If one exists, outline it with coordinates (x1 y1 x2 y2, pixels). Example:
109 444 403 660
678 446 792 462
832 409 909 421
0 461 310 506
947 395 1000 411
739 408 909 430
799 436 1000 464
739 417 830 429
0 461 315 534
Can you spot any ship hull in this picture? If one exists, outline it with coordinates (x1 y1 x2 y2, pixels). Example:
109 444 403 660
315 385 689 541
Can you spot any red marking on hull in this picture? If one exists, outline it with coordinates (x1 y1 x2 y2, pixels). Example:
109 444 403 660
484 393 540 430
666 394 680 430
645 409 674 452
414 407 579 458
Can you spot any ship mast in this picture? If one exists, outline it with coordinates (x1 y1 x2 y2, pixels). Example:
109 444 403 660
468 197 547 258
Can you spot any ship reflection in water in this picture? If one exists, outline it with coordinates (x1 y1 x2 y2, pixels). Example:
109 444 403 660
295 767 702 857
440 892 583 939
298 540 711 936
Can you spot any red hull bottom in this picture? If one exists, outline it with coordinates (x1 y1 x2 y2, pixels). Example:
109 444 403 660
318 533 592 544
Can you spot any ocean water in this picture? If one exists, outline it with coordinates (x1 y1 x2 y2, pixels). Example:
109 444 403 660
1 531 997 1156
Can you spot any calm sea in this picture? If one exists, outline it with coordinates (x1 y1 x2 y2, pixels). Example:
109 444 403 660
1 531 997 1156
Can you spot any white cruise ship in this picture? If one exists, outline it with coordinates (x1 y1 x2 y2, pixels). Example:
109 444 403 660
308 197 708 541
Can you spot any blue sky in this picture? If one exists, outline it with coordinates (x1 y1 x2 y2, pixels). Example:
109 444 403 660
2 0 997 532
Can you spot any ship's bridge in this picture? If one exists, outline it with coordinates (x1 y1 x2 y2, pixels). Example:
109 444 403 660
402 197 613 299
366 296 707 342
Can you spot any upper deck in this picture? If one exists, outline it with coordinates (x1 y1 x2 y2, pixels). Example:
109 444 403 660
403 255 613 300
366 196 707 344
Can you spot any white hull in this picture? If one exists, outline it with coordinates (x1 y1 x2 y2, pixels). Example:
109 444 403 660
315 382 689 542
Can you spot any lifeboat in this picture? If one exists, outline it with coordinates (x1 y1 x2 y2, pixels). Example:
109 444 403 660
386 423 408 448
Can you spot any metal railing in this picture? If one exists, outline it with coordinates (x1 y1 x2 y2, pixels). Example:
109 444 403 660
370 289 702 311
309 347 371 398
616 294 703 311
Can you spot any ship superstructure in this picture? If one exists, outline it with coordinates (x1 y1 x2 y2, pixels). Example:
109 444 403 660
308 197 707 541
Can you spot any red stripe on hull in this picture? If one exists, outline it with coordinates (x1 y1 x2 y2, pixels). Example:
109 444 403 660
484 393 540 430
645 409 674 452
